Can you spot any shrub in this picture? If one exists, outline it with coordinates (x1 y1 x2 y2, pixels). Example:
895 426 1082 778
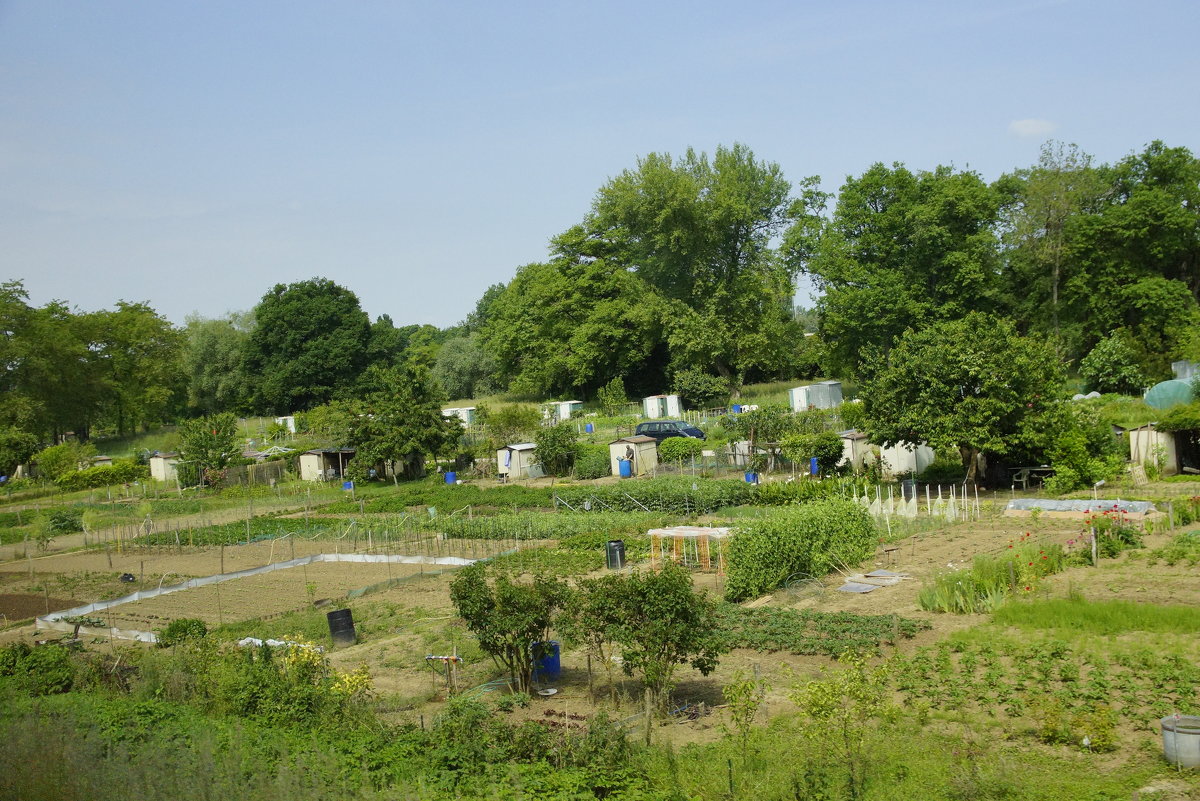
157 618 208 648
671 369 730 409
55 460 150 491
658 437 703 463
780 431 843 473
47 508 84 534
596 377 627 417
1079 333 1146 395
534 421 577 476
33 442 97 482
0 644 75 695
556 477 752 515
573 444 610 480
915 456 965 485
724 499 876 602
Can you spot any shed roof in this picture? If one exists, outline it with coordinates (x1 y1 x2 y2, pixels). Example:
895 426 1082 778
502 442 537 451
647 526 733 539
611 435 656 445
303 448 356 455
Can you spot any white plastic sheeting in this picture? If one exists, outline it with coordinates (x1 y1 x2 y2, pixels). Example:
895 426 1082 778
35 552 476 643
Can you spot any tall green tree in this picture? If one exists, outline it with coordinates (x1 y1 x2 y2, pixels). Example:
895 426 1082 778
860 314 1065 481
183 312 254 415
342 362 460 481
999 141 1106 350
91 301 184 435
241 278 372 414
586 143 823 384
796 163 1006 376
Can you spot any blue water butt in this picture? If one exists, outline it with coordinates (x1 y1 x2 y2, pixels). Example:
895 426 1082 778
585 422 594 434
444 471 457 485
618 459 632 478
731 404 742 413
744 472 758 484
533 641 561 682
810 457 819 476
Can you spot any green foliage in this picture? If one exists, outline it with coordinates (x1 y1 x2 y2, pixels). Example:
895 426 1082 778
572 443 610 480
1043 405 1122 493
449 564 569 693
671 369 730 409
157 618 208 648
861 314 1065 479
917 541 1065 614
724 499 876 602
1156 400 1200 433
1083 505 1143 557
0 426 37 477
658 436 703 463
342 362 459 482
800 162 1007 377
569 562 724 707
534 421 578 476
433 332 498 400
915 456 965 484
477 403 541 450
325 479 554 513
716 606 929 655
556 477 752 514
720 404 798 446
34 441 97 482
0 643 74 695
55 460 150 491
722 669 769 759
596 376 628 417
780 430 843 473
790 652 896 801
182 312 253 416
1079 333 1147 394
241 278 372 414
177 412 238 487
46 507 83 533
991 597 1200 636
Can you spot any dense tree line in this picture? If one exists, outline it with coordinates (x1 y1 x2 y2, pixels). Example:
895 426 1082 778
5 139 1197 465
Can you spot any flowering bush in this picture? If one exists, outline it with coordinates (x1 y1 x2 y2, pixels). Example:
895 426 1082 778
1083 505 1143 558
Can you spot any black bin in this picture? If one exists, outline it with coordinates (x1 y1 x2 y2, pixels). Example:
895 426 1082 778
606 540 626 570
326 608 356 648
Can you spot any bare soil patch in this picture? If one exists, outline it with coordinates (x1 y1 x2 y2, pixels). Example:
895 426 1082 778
0 593 77 622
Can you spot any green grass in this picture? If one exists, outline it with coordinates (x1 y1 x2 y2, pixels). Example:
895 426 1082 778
992 596 1200 635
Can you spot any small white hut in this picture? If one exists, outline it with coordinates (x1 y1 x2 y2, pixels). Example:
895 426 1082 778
299 448 356 481
837 430 871 471
608 435 658 477
878 442 936 479
789 381 843 412
497 443 539 480
442 407 477 426
1129 423 1178 476
148 453 180 482
274 415 297 433
642 394 681 419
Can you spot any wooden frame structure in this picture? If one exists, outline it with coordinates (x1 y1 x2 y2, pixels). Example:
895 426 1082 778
648 526 732 574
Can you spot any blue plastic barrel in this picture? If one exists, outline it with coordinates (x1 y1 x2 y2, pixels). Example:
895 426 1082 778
585 422 594 434
444 471 457 485
731 404 742 413
744 472 758 484
810 457 819 476
533 641 561 682
618 459 632 478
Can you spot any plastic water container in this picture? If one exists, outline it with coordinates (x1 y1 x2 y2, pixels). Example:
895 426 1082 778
585 422 594 434
606 540 626 570
1162 715 1200 769
444 471 457 485
731 404 742 413
744 472 758 484
532 641 561 682
326 609 356 648
810 457 819 476
618 459 632 478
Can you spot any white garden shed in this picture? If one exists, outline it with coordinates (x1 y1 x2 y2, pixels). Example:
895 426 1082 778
497 443 539 480
608 435 658 477
642 395 681 419
149 453 180 482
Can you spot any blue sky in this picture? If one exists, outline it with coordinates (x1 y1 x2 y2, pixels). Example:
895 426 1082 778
2 0 1196 327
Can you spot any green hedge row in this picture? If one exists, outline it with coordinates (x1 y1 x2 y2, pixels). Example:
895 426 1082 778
55 461 150 492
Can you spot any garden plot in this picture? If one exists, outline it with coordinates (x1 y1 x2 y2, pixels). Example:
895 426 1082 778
97 561 436 632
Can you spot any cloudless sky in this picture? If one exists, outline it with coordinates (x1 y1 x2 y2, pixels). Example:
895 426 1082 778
2 0 1197 327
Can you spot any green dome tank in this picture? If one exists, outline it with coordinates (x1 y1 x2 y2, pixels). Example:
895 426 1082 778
1144 379 1194 410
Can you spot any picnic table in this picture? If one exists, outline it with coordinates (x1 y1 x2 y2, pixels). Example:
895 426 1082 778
1009 465 1054 489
